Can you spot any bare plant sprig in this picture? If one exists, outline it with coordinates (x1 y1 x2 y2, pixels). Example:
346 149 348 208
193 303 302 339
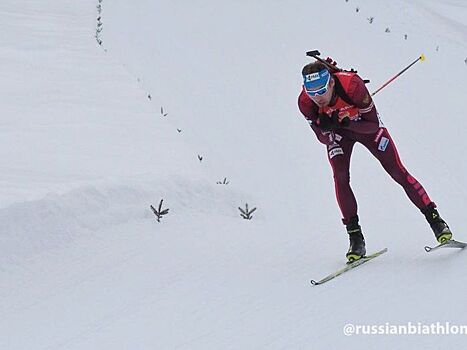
95 0 104 46
150 199 170 222
238 203 257 220
216 177 230 185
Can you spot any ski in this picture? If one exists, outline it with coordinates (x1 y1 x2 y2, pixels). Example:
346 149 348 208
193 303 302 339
424 239 467 253
310 248 387 286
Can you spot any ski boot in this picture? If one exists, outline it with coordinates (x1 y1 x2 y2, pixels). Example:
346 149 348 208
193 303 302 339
422 203 452 244
345 215 366 263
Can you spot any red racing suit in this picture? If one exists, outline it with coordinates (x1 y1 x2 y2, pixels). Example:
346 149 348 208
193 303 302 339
298 71 433 225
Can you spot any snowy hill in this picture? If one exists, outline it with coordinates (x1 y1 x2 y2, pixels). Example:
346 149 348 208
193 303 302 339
1 0 467 349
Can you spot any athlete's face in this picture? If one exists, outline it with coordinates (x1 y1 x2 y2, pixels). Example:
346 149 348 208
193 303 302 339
309 77 335 107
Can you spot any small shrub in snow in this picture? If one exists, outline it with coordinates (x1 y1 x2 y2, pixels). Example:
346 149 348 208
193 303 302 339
216 178 230 185
95 0 104 46
150 199 170 222
238 203 257 220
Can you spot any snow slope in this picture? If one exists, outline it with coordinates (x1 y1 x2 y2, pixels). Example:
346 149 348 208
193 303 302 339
1 0 467 349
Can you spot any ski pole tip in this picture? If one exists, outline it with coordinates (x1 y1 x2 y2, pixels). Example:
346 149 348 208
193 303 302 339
420 54 426 61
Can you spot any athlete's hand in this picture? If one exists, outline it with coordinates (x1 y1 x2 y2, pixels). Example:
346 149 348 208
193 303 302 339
316 111 347 131
340 116 350 127
316 113 336 131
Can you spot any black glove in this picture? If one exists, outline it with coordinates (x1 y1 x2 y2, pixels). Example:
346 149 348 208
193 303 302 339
316 112 339 131
316 111 350 131
340 116 350 127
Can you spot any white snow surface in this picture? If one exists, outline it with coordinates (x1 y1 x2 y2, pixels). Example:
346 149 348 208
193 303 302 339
1 0 467 349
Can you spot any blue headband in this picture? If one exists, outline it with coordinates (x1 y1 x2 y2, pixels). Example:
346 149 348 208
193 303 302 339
303 69 330 92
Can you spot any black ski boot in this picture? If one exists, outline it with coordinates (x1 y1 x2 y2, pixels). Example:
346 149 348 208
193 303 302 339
421 203 452 243
346 215 366 263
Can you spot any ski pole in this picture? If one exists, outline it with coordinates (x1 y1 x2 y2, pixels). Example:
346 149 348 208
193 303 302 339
371 54 425 96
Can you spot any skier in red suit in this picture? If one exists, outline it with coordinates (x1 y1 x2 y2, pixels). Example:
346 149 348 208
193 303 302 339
298 60 453 262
